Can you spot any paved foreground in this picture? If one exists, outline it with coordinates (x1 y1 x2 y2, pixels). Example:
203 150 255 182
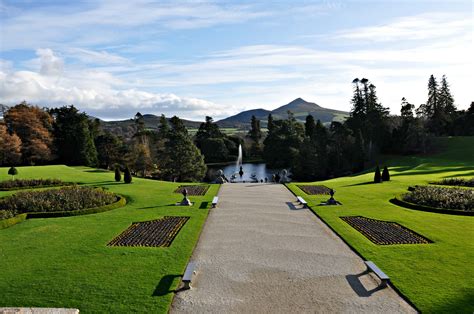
171 184 415 313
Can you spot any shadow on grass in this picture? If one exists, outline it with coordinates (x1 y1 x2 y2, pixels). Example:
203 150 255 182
138 204 177 210
199 201 209 209
346 272 385 297
390 166 474 177
152 274 182 296
342 181 376 187
85 169 111 173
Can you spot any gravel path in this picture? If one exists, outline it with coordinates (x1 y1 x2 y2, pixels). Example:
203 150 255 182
171 184 415 313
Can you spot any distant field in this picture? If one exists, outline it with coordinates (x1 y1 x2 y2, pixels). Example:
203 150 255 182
0 166 219 313
288 137 474 313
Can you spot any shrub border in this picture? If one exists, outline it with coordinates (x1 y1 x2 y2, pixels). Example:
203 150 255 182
0 213 27 229
390 194 474 216
0 182 76 191
25 195 127 219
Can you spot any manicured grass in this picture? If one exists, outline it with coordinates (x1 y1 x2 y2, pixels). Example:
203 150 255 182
0 166 219 313
287 137 474 313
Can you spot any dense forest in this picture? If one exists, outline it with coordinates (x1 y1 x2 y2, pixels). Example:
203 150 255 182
1 75 473 182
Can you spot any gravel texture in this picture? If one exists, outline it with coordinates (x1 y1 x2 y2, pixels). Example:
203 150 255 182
171 183 416 313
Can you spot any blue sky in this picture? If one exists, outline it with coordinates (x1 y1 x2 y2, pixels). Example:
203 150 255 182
0 0 472 120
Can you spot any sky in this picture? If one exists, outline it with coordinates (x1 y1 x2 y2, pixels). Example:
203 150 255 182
0 0 472 121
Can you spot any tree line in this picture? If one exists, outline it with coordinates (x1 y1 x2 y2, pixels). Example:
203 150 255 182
1 75 472 182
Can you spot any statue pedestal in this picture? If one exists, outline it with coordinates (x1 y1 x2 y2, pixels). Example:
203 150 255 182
179 197 192 206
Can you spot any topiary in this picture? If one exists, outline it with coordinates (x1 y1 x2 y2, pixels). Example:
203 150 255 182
124 167 132 184
8 167 18 179
114 167 121 182
382 166 390 182
374 165 382 183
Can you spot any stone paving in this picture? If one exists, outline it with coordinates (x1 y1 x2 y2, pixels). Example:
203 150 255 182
171 183 416 313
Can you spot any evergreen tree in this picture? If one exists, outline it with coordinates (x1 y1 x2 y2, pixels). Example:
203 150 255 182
439 75 456 115
8 166 18 179
135 143 153 177
158 114 170 139
95 132 121 169
49 105 98 166
374 165 382 183
124 167 132 184
353 129 365 172
195 116 229 162
267 114 275 134
263 112 304 169
162 116 206 182
114 167 121 182
248 115 262 143
382 166 390 181
305 114 316 138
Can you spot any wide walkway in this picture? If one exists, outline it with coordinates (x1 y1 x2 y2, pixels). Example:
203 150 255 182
171 184 415 313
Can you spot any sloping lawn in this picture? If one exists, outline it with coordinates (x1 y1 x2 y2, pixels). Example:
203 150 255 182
287 137 474 313
0 166 219 313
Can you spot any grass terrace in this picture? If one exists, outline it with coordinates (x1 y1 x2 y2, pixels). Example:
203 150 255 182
287 137 474 313
0 165 219 313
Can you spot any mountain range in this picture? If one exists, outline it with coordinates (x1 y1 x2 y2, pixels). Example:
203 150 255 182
100 98 349 135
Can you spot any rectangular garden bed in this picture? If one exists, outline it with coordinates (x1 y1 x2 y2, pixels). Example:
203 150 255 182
340 216 432 245
108 216 190 247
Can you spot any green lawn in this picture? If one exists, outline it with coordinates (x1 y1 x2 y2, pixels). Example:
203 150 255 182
287 137 474 313
0 166 219 313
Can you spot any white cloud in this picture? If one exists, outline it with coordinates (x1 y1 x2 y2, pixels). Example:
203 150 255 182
335 12 472 42
0 48 225 120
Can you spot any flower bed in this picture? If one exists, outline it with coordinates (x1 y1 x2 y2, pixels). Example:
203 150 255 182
174 185 210 196
395 186 473 214
108 216 190 247
297 185 331 195
0 186 118 214
431 177 474 187
0 178 73 191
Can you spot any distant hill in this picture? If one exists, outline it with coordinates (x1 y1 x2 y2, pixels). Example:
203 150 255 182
98 98 349 137
217 98 349 128
99 114 204 138
216 108 271 128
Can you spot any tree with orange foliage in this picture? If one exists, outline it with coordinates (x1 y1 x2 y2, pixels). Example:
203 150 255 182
0 123 22 165
3 102 54 165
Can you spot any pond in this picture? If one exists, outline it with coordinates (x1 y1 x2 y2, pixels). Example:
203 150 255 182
216 163 281 182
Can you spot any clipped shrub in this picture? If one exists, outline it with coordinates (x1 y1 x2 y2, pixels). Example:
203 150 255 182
124 167 132 184
382 166 390 181
374 165 382 183
0 186 117 213
115 167 121 182
8 167 18 179
0 213 27 229
0 178 68 190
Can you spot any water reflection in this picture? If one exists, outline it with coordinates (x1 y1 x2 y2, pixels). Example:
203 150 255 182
220 163 277 182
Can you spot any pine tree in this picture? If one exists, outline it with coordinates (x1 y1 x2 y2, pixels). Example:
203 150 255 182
374 165 382 183
439 75 456 115
124 167 132 184
267 114 275 134
114 167 121 182
305 114 315 138
382 166 390 181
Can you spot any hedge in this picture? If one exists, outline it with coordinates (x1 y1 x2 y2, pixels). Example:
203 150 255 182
0 213 28 229
390 194 474 216
25 195 127 219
